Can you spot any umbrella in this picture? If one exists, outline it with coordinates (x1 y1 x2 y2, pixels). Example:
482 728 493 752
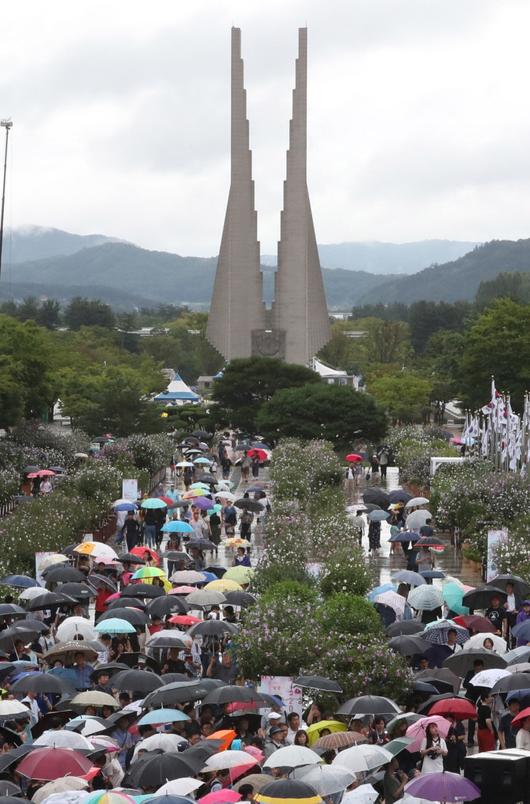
215 491 236 502
294 675 343 693
156 779 203 797
74 541 118 560
143 679 223 708
384 737 412 757
305 720 347 746
388 489 412 504
248 448 268 461
420 569 446 580
298 765 356 796
374 591 406 616
0 602 27 617
146 632 187 650
255 780 322 804
487 574 530 597
207 749 263 771
428 697 476 720
114 502 137 512
406 510 432 530
331 744 393 772
336 696 400 718
137 708 191 726
421 620 469 645
170 570 207 584
11 672 73 696
511 705 530 727
56 616 98 642
392 570 426 587
405 715 451 751
34 729 93 749
404 771 480 802
234 499 264 513
404 497 429 508
469 668 510 688
98 607 148 627
126 752 200 789
363 489 390 508
0 574 39 589
107 596 146 610
224 565 254 584
341 785 378 804
148 596 189 618
111 669 164 693
71 690 120 709
37 553 69 571
386 712 422 737
412 536 445 549
186 590 226 606
389 530 420 544
43 565 85 584
95 617 135 635
55 582 97 602
205 579 243 593
187 620 238 637
463 632 507 654
176 461 195 468
131 566 166 580
162 521 194 534
386 621 424 637
224 591 257 607
511 620 530 642
415 669 461 694
125 583 165 598
141 498 168 509
199 791 241 804
314 731 367 750
505 646 530 665
388 635 430 657
0 699 32 718
443 649 507 675
367 509 390 522
463 586 507 609
32 778 89 804
453 614 496 634
491 672 530 694
16 746 94 780
407 586 443 612
368 583 395 602
345 454 363 463
233 775 272 794
203 685 265 706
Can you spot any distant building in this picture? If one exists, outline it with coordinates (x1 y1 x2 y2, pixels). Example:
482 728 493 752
154 371 201 406
311 358 362 390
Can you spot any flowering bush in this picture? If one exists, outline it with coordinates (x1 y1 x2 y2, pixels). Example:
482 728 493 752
320 545 374 598
261 581 319 607
316 593 383 637
493 516 530 579
124 434 174 475
0 468 18 506
386 425 458 489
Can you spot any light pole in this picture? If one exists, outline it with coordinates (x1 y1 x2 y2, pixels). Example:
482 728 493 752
0 119 13 281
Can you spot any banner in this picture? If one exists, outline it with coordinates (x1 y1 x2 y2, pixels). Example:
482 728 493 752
122 479 138 502
259 675 303 716
486 528 508 582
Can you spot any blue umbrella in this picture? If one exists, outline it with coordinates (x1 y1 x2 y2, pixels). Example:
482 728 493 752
114 502 137 512
95 617 135 634
389 489 412 504
420 570 446 580
368 510 390 522
389 530 420 543
0 575 40 589
141 498 168 509
506 688 530 703
512 620 530 642
393 570 426 587
368 583 396 601
200 571 220 583
137 708 190 725
161 521 193 534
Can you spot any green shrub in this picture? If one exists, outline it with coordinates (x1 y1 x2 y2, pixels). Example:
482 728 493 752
320 546 374 598
261 580 319 607
317 593 382 637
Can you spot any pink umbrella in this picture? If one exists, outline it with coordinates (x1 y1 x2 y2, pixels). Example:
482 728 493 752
169 586 197 595
199 791 242 804
406 715 451 752
230 746 264 782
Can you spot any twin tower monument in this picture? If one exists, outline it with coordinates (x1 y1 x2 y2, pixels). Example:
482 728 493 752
206 28 331 366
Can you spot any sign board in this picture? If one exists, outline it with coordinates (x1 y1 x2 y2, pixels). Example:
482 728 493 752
122 479 138 502
486 528 508 582
259 675 303 716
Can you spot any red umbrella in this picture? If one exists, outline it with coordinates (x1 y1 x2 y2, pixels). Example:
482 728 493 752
16 747 95 781
428 697 477 721
130 546 160 566
345 454 363 463
248 448 268 462
511 706 530 728
168 614 203 626
159 495 177 507
453 615 496 634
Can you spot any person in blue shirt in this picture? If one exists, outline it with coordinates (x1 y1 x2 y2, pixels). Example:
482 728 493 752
73 651 93 690
233 547 251 567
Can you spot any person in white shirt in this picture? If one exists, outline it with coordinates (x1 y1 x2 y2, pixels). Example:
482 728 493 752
516 717 530 750
445 628 463 653
420 723 447 774
286 711 307 744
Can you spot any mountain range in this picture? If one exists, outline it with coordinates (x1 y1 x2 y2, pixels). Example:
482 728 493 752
1 227 529 309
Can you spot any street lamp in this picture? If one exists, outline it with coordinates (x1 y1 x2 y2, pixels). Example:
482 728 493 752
0 118 13 281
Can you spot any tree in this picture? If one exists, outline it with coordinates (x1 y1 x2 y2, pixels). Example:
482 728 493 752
36 299 61 329
368 372 432 423
212 357 321 432
460 299 530 409
256 383 387 447
64 297 115 330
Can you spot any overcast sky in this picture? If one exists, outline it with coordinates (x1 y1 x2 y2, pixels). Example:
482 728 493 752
3 0 530 256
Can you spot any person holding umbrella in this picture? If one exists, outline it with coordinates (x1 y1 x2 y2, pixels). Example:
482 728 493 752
419 722 447 773
384 757 411 802
443 713 466 773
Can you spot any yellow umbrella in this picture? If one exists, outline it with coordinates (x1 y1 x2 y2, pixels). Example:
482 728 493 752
224 538 251 549
205 579 243 593
305 720 347 746
224 566 254 584
182 489 205 499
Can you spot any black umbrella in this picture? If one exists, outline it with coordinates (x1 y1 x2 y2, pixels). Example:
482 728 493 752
257 779 322 804
412 681 440 695
118 553 146 565
388 635 430 657
54 582 96 601
202 685 266 706
0 745 34 773
181 741 220 766
118 652 160 672
90 663 130 681
443 649 507 676
102 710 138 732
0 780 22 796
462 586 507 609
31 709 77 739
294 676 343 693
111 669 164 693
11 672 74 696
27 592 78 611
486 574 530 597
107 597 147 611
0 624 41 648
415 668 461 694
160 551 193 564
386 621 424 637
144 678 223 707
0 726 22 748
187 620 238 638
147 634 187 650
234 499 264 513
0 603 26 618
199 474 217 484
492 673 530 695
125 584 165 599
98 607 148 626
188 539 216 551
374 603 396 626
125 751 200 788
148 596 189 618
389 530 420 544
388 489 412 504
43 566 85 584
88 573 118 592
205 565 227 579
23 465 40 474
363 488 390 509
412 536 445 549
336 695 400 718
20 618 50 634
224 591 257 607
161 672 191 684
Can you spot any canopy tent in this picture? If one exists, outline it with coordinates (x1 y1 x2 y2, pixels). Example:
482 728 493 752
154 371 201 406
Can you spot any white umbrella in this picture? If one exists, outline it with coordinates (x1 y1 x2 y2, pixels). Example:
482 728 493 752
470 668 511 687
156 778 203 797
187 590 226 606
332 744 393 773
264 745 322 769
374 591 406 617
32 778 88 804
463 633 507 655
146 628 189 645
298 765 355 795
216 480 234 489
132 732 186 760
342 785 378 804
37 553 69 571
405 497 429 509
74 541 118 560
34 729 93 750
70 716 107 737
406 510 433 530
206 750 256 770
20 586 48 601
215 491 236 502
0 700 29 717
407 585 443 612
176 461 195 468
56 616 98 642
39 793 90 804
170 570 207 584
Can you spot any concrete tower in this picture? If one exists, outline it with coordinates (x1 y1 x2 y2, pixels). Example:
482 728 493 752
206 27 265 361
272 28 331 365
